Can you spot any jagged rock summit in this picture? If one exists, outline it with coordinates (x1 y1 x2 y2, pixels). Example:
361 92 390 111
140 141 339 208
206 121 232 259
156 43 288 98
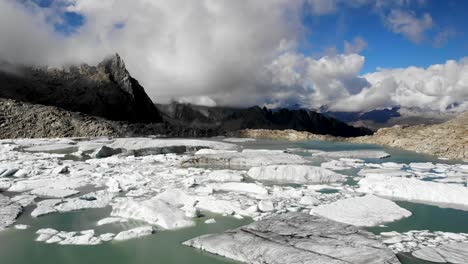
0 54 162 123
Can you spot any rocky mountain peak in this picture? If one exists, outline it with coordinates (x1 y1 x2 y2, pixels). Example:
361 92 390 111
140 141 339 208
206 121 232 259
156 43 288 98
97 53 134 97
0 54 163 123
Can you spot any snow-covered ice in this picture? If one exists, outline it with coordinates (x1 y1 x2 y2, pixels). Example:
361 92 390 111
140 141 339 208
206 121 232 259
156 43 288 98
314 150 391 159
208 182 268 195
412 242 468 263
30 187 79 198
114 226 154 241
96 217 128 226
31 199 62 217
247 165 345 184
310 195 412 226
111 197 195 230
0 194 22 231
185 149 307 167
222 138 255 143
358 176 468 209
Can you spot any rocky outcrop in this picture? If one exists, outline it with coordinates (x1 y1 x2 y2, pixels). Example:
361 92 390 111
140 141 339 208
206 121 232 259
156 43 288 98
0 54 162 123
349 112 468 161
183 213 401 264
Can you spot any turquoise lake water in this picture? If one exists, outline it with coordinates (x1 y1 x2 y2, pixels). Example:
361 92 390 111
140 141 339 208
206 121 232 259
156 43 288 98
1 139 466 264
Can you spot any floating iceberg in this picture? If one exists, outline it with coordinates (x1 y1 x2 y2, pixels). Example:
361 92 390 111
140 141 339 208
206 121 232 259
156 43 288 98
247 165 344 184
208 182 268 195
358 176 468 209
111 197 194 230
183 213 400 264
114 226 154 241
310 195 411 227
314 150 390 159
185 149 307 168
30 187 79 198
31 199 62 217
0 195 22 231
412 242 468 263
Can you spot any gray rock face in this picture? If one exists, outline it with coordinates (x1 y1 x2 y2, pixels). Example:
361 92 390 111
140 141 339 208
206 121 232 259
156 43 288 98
0 54 162 123
183 213 400 264
0 194 22 231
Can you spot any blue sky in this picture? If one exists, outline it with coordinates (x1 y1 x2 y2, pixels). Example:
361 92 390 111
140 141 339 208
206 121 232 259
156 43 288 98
301 0 468 73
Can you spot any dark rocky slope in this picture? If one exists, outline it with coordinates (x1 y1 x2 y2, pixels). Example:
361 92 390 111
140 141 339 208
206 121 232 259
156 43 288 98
0 54 162 123
0 98 219 139
157 103 372 137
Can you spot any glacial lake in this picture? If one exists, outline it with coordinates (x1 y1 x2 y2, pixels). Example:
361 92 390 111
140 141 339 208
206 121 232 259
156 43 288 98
0 139 467 264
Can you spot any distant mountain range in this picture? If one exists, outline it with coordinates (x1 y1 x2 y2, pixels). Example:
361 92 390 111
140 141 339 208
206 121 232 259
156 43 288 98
0 54 371 138
156 103 372 137
321 106 458 130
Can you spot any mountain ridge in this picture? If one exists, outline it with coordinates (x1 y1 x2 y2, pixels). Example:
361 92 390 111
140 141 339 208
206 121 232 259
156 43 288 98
0 54 162 123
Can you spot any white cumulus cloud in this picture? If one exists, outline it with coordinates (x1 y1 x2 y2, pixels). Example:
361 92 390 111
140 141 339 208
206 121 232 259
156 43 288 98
0 0 466 113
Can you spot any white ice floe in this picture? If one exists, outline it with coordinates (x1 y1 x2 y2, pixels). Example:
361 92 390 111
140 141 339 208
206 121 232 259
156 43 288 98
186 149 307 167
410 162 436 171
109 138 236 151
310 195 412 227
314 150 391 159
320 158 364 171
36 229 103 245
204 218 216 224
358 176 468 209
10 194 36 207
380 230 468 260
96 217 128 226
8 176 88 193
114 226 154 241
357 168 414 178
111 197 194 230
222 138 256 143
31 199 62 217
58 232 101 245
99 233 115 242
412 242 468 263
381 162 407 169
36 228 59 242
55 191 115 212
30 187 79 198
258 200 275 212
0 194 22 231
23 144 77 153
208 182 268 195
156 188 245 217
247 165 344 184
14 224 29 230
183 213 400 264
204 170 244 183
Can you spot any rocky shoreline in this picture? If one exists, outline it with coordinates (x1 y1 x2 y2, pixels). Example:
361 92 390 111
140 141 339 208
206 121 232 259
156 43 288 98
239 113 468 162
349 112 468 161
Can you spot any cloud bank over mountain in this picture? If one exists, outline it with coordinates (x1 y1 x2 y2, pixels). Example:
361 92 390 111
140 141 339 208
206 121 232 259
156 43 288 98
0 0 466 112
